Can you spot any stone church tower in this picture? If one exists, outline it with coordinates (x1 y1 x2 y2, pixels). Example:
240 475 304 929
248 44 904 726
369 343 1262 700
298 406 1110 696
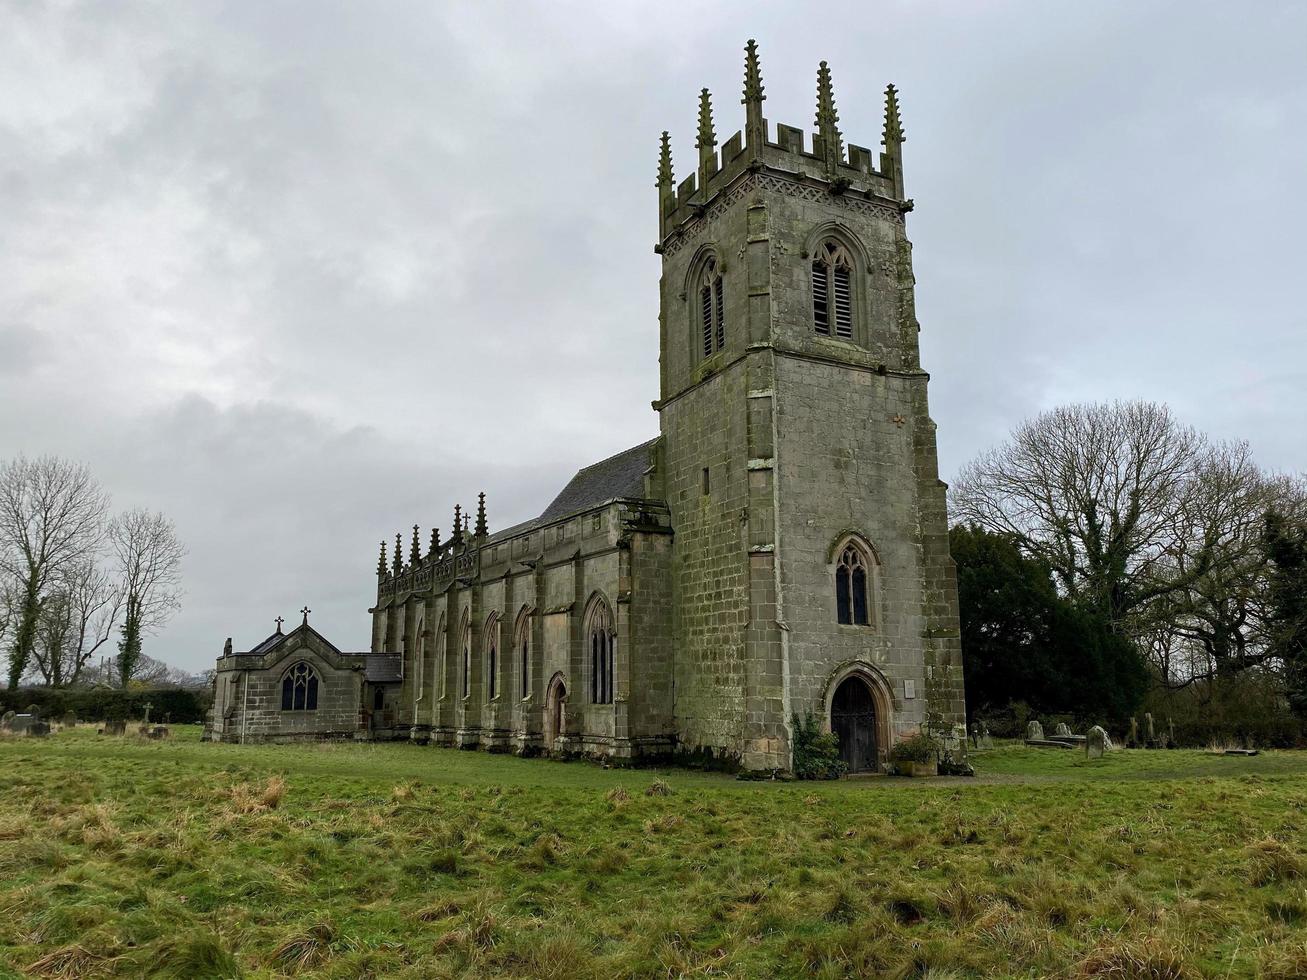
651 44 965 770
345 42 965 773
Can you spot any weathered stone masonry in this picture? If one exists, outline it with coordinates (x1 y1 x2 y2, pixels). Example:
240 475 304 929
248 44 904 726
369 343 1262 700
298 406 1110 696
210 43 966 767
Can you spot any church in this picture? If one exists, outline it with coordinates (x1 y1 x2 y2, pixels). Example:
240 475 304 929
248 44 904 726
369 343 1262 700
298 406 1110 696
208 43 966 773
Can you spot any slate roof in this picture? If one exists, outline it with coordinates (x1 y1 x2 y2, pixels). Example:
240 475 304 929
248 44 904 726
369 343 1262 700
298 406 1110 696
539 437 659 522
364 654 403 684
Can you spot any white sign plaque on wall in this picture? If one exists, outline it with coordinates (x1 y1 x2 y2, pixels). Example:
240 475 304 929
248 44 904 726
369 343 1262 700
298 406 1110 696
904 679 916 700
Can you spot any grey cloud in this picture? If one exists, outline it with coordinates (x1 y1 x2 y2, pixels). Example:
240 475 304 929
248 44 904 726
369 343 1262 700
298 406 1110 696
1 1 1303 672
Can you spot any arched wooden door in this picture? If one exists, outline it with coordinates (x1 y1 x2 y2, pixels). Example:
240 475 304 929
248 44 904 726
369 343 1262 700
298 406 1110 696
831 676 879 773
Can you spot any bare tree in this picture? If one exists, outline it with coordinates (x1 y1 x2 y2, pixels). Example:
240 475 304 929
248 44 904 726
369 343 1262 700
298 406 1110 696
952 401 1215 627
0 456 110 689
109 508 184 686
28 558 122 687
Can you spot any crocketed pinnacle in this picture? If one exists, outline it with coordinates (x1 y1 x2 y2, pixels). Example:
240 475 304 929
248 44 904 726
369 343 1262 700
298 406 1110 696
883 83 905 145
429 526 440 558
657 131 673 188
742 39 764 105
377 540 387 577
475 492 488 538
410 525 421 565
392 533 402 574
815 61 842 162
696 88 717 150
452 504 463 543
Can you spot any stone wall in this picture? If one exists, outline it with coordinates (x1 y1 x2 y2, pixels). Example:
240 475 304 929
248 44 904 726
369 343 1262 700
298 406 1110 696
208 631 366 743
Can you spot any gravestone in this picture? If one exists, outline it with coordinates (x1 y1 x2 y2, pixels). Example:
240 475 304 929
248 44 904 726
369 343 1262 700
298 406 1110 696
1026 720 1044 741
1054 722 1072 737
10 714 34 734
0 710 14 731
1144 713 1156 747
1128 717 1139 748
62 711 77 728
1086 726 1110 759
979 721 994 750
28 720 51 737
104 720 127 736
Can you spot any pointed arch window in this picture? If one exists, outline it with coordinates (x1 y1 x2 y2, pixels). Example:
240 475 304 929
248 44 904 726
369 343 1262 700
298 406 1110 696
812 240 854 339
587 601 615 705
281 662 319 711
516 613 532 700
835 543 872 626
699 255 725 358
461 618 471 699
436 614 447 699
484 614 499 702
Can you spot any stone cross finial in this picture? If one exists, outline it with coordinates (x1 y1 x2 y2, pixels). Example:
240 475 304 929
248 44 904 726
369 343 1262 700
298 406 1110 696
300 606 311 626
742 39 765 151
475 492 488 537
815 61 843 173
275 616 284 632
657 131 673 189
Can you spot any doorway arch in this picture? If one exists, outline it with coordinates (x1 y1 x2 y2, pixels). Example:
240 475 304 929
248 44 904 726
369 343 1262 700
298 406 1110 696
825 664 893 773
544 672 567 750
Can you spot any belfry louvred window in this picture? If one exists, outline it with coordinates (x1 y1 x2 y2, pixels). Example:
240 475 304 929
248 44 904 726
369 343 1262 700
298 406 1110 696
281 662 319 711
812 240 854 339
700 256 725 358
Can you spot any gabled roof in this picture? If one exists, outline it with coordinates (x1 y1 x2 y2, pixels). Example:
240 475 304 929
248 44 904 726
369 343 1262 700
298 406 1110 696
538 438 659 523
234 622 342 657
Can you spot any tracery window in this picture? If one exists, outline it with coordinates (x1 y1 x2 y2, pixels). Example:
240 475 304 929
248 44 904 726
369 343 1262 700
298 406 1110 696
588 600 615 704
281 662 319 711
835 544 871 626
699 255 725 358
812 240 854 339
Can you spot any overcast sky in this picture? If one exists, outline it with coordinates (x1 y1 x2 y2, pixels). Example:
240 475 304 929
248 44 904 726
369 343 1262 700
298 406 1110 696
3 1 1304 673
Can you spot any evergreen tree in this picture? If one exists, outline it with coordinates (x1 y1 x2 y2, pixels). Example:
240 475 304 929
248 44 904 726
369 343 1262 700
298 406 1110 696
117 595 142 688
951 524 1148 722
1264 511 1307 717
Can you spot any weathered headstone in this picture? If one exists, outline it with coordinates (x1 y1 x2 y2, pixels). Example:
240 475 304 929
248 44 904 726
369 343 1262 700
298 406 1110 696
1128 716 1139 748
1026 720 1044 741
61 711 77 728
10 714 34 734
0 710 14 731
1144 713 1156 747
1086 725 1110 759
979 721 994 750
1054 722 1072 737
25 705 41 721
104 720 127 736
28 720 51 737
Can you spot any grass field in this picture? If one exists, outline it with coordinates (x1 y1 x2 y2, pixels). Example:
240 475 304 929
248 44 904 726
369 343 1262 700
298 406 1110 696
2 729 1307 978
